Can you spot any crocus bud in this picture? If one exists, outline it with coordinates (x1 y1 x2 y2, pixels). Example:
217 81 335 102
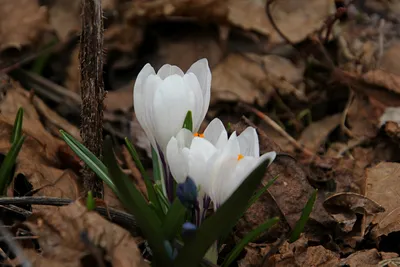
181 222 197 239
176 177 198 208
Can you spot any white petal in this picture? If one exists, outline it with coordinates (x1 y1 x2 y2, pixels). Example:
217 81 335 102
258 151 277 167
157 64 184 79
152 75 196 151
135 72 162 151
207 152 238 207
188 137 217 192
221 132 240 157
166 137 189 183
187 59 211 131
183 73 204 132
176 128 194 148
238 127 259 157
203 118 228 149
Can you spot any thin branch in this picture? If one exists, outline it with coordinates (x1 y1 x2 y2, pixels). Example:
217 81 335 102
79 0 105 198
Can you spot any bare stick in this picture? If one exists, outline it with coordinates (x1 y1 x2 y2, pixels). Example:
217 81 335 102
239 103 315 158
79 0 105 198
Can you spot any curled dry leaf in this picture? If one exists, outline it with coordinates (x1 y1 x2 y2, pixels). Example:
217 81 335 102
366 162 400 239
323 192 385 233
0 0 48 52
23 202 148 267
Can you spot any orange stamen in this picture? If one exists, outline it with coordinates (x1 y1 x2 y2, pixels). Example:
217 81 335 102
193 132 204 138
237 154 244 161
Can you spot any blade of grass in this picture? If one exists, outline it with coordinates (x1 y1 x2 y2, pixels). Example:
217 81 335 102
86 191 95 211
125 138 163 214
222 217 279 267
289 189 318 243
60 130 116 192
104 137 171 265
11 108 24 144
0 136 25 195
162 198 186 240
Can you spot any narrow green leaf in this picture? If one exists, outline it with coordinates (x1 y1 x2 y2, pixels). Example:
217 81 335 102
247 175 278 209
220 175 278 245
154 183 170 211
11 108 24 144
152 147 162 183
59 130 116 192
182 110 193 132
289 189 318 243
0 136 25 195
174 156 274 267
124 138 163 214
162 198 186 240
104 137 171 266
86 191 96 211
222 217 279 267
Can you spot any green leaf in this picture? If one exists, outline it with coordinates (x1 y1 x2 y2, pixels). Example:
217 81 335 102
222 217 279 267
289 189 318 243
11 108 24 144
247 175 278 209
59 130 116 192
220 175 278 246
154 183 170 211
162 198 186 240
174 156 274 267
86 191 95 211
182 111 193 132
152 147 162 184
0 136 25 195
125 138 163 216
103 137 171 266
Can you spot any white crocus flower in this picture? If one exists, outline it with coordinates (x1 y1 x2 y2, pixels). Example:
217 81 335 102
166 118 276 214
133 59 211 154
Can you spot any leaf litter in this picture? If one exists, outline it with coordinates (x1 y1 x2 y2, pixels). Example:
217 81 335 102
2 0 400 266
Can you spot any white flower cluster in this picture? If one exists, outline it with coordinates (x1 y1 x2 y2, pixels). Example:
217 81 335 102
133 59 276 217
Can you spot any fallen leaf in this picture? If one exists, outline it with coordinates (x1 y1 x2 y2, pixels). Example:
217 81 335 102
362 69 400 96
105 86 133 113
347 94 382 139
298 114 341 153
340 249 398 267
366 162 400 239
48 0 81 41
0 0 48 52
379 41 400 76
125 0 334 45
24 201 148 267
267 236 340 267
211 54 271 105
323 192 385 233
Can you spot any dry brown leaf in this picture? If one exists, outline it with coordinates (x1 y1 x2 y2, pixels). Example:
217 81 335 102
324 192 384 233
0 0 48 51
211 54 270 105
340 249 398 267
298 114 341 153
347 94 382 139
362 69 400 96
105 86 133 113
49 0 118 41
267 236 339 267
24 202 148 267
126 0 333 45
379 41 400 76
228 0 333 44
366 162 400 238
